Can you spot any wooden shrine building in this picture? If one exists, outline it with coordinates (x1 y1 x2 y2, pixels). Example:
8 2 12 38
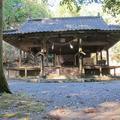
3 16 120 78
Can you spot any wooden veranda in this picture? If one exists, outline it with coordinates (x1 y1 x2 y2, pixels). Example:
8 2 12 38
3 16 120 78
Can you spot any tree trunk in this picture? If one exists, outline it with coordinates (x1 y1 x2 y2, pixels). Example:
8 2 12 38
0 0 11 93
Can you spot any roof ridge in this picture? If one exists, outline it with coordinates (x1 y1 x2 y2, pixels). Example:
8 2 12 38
28 16 101 22
109 24 120 26
3 29 18 32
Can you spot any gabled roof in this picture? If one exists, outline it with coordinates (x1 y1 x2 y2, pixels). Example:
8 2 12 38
4 16 120 35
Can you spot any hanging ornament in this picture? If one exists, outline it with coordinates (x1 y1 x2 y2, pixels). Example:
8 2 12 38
52 43 54 50
69 42 73 49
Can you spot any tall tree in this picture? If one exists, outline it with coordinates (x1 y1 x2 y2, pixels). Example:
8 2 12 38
0 0 11 93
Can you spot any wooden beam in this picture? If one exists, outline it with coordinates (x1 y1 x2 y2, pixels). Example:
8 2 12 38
81 41 109 46
25 67 27 78
40 55 44 76
100 51 103 60
96 52 98 65
106 49 109 66
79 57 83 76
19 50 22 67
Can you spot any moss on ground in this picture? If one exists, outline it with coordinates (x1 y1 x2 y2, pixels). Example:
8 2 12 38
0 112 29 119
0 93 44 119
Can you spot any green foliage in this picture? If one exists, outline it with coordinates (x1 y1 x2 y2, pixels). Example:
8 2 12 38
112 41 120 54
55 2 80 17
60 0 120 17
60 0 82 12
60 0 102 12
111 41 120 62
3 42 19 63
103 0 120 16
3 0 51 29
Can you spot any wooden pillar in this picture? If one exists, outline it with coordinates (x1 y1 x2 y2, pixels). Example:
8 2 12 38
106 49 109 66
19 50 22 67
23 51 25 58
100 51 103 60
40 55 44 77
25 67 27 78
96 52 98 65
21 51 23 58
54 54 56 67
42 55 44 76
114 68 116 76
40 39 46 77
47 54 49 67
79 55 83 76
78 38 83 76
25 52 27 58
74 55 76 66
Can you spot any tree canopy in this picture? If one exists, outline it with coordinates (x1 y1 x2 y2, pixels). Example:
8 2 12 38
60 0 120 16
3 0 51 29
60 0 102 12
103 0 120 16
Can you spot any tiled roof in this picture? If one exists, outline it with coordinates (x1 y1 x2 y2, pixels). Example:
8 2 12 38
4 16 120 35
108 25 120 30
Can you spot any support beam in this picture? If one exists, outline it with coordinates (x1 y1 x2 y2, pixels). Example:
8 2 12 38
100 51 103 60
96 52 98 65
19 50 22 67
42 55 44 76
40 55 44 76
23 51 25 58
54 54 56 67
25 67 27 78
79 57 83 76
106 49 109 66
74 55 76 66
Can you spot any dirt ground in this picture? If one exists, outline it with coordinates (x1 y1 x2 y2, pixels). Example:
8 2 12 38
1 80 120 120
49 102 120 120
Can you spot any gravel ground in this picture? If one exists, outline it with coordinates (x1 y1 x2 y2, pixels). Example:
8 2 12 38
8 80 120 119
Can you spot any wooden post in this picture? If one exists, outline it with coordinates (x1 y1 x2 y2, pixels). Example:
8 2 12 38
106 49 109 66
40 55 44 77
114 68 116 76
74 55 76 66
25 67 27 78
78 38 83 76
100 66 102 76
25 52 27 58
42 55 44 76
40 39 46 77
79 55 83 76
96 52 98 65
23 51 25 58
19 50 22 67
100 51 103 60
54 54 56 67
